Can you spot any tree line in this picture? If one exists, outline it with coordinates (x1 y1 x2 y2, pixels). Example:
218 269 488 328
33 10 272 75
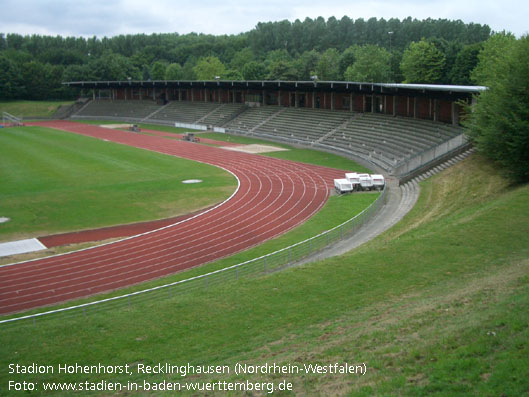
463 33 529 182
0 16 493 100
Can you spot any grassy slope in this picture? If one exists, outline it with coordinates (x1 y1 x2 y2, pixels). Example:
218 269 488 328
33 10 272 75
0 100 74 118
1 154 527 395
0 126 236 241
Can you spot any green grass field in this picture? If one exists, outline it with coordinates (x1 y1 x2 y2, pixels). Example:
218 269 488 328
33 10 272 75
0 126 236 242
1 154 527 395
0 100 74 119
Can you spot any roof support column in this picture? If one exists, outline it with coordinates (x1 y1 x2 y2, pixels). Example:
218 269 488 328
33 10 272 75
295 91 299 108
393 95 396 116
262 89 266 106
451 102 459 125
413 97 417 118
153 87 156 100
433 99 439 122
350 93 353 112
278 90 281 107
429 98 432 119
331 92 335 111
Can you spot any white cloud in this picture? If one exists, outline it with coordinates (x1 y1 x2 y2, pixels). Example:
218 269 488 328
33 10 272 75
1 0 527 37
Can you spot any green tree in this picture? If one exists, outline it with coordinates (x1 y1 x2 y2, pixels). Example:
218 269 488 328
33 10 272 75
150 61 167 80
265 50 296 80
344 45 392 82
165 63 183 80
242 61 267 80
63 63 94 82
464 35 529 182
181 59 197 80
47 64 69 99
222 69 243 80
470 32 516 85
0 54 23 99
265 49 291 65
230 47 255 72
0 33 6 51
21 61 50 99
428 38 462 84
89 51 140 80
449 43 482 85
193 56 226 80
338 46 356 78
267 59 297 80
292 50 320 80
0 18 494 99
400 39 446 83
390 50 404 83
315 48 340 80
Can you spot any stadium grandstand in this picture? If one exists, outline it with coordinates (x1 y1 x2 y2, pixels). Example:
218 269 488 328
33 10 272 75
65 80 485 179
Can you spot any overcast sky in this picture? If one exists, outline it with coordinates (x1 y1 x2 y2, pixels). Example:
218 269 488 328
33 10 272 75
1 0 527 38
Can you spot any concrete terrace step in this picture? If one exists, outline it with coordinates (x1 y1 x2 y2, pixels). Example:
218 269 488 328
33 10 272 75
410 147 476 183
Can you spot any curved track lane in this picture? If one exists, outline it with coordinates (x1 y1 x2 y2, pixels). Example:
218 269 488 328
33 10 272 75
0 121 344 314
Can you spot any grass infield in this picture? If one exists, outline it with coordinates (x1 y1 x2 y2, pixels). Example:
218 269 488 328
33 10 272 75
0 126 236 242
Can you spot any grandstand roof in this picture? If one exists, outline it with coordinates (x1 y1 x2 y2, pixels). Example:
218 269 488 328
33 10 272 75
64 80 485 99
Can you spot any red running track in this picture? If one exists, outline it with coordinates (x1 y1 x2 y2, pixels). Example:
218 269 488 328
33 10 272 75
39 207 213 248
0 121 344 314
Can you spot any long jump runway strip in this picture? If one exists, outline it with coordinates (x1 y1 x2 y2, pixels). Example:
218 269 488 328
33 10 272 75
0 121 344 315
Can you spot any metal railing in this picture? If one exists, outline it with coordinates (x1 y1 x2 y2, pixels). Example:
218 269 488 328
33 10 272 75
0 189 386 327
392 134 468 176
224 128 468 178
2 111 23 125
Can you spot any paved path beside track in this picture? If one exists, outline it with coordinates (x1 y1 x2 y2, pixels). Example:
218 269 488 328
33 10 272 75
294 177 419 265
295 148 476 265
